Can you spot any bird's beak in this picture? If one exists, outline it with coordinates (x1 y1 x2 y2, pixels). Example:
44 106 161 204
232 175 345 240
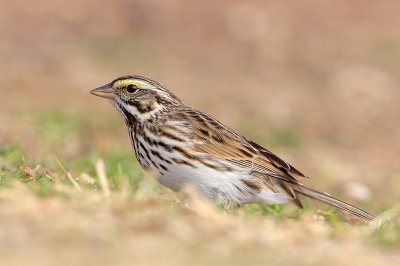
90 84 116 99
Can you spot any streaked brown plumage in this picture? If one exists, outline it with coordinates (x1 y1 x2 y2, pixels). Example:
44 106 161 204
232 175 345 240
91 75 375 221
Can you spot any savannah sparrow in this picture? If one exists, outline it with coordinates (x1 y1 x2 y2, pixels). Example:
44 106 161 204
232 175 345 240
91 75 374 220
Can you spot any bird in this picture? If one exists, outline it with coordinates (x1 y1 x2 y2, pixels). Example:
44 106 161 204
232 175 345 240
90 75 374 220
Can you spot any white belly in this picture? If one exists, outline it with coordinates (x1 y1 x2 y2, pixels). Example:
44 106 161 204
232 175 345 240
157 161 246 202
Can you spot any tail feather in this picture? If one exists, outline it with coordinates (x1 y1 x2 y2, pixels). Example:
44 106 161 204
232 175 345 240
291 183 375 221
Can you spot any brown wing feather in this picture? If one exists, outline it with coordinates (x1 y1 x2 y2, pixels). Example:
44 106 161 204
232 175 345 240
187 110 305 181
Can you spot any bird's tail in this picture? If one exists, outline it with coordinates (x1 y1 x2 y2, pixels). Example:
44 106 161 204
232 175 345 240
291 183 375 221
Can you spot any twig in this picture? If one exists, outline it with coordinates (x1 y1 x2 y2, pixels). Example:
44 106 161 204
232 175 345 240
95 159 110 197
54 156 82 193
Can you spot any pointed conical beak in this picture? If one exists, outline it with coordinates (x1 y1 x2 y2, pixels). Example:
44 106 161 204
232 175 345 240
90 84 116 99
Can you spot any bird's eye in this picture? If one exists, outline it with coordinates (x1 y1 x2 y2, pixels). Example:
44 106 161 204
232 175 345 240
126 84 138 93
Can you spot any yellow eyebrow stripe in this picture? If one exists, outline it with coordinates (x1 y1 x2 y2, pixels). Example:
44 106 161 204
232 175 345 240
114 80 142 88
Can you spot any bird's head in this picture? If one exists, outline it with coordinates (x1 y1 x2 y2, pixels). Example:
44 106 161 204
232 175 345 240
91 75 182 121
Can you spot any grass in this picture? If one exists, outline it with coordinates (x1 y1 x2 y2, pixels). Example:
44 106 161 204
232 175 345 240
0 111 399 266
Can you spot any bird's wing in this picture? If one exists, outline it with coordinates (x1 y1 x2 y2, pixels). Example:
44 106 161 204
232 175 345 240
186 110 307 181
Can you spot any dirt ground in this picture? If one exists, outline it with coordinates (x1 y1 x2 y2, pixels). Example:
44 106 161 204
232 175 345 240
1 1 400 265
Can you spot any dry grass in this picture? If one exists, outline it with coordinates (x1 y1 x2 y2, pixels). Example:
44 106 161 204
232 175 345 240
0 160 398 266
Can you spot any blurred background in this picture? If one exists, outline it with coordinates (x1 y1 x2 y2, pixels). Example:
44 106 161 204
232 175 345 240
1 0 400 265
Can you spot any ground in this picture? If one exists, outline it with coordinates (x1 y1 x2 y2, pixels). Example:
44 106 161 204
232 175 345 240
0 1 399 265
